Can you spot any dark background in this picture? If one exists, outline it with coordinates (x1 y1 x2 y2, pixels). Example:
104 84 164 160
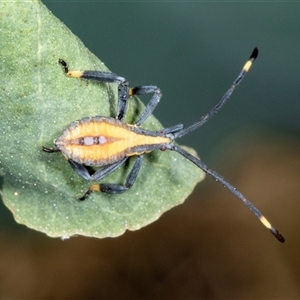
1 2 300 298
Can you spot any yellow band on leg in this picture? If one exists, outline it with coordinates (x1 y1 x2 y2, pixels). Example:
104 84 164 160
67 70 84 78
128 88 134 96
89 184 101 193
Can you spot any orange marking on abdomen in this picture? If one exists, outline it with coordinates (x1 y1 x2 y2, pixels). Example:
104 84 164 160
55 116 171 166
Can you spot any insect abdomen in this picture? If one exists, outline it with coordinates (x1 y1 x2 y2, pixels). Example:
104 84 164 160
55 116 171 166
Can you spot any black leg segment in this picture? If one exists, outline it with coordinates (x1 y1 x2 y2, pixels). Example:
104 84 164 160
79 155 144 200
58 59 162 126
58 59 126 84
42 146 60 153
116 80 130 121
68 157 128 181
129 85 162 126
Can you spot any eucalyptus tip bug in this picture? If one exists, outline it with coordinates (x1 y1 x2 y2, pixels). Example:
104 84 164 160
43 48 285 243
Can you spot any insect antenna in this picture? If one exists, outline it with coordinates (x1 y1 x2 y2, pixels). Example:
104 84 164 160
166 48 284 242
170 145 285 243
173 48 258 140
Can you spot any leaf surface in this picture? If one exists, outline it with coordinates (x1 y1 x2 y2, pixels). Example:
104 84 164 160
0 0 205 238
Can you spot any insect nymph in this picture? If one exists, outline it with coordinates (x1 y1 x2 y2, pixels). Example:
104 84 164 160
43 48 284 242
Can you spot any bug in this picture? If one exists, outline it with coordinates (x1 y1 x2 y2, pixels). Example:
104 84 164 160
43 48 284 243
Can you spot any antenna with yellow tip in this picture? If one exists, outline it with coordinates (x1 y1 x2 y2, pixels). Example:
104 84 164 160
171 48 285 243
174 48 259 139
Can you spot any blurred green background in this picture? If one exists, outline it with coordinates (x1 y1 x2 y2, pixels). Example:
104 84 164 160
1 1 300 298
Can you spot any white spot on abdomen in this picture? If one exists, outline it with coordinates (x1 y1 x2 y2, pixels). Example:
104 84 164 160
84 136 94 145
98 135 107 144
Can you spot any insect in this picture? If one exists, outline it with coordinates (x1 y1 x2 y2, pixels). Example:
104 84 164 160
43 48 284 243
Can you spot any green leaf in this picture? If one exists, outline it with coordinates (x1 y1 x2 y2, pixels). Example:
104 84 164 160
0 0 205 238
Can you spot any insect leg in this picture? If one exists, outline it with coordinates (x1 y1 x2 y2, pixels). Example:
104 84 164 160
92 158 128 181
79 155 144 201
170 144 285 243
42 146 60 153
116 81 130 121
68 157 127 181
128 86 162 126
58 59 126 84
58 59 129 121
157 123 184 136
